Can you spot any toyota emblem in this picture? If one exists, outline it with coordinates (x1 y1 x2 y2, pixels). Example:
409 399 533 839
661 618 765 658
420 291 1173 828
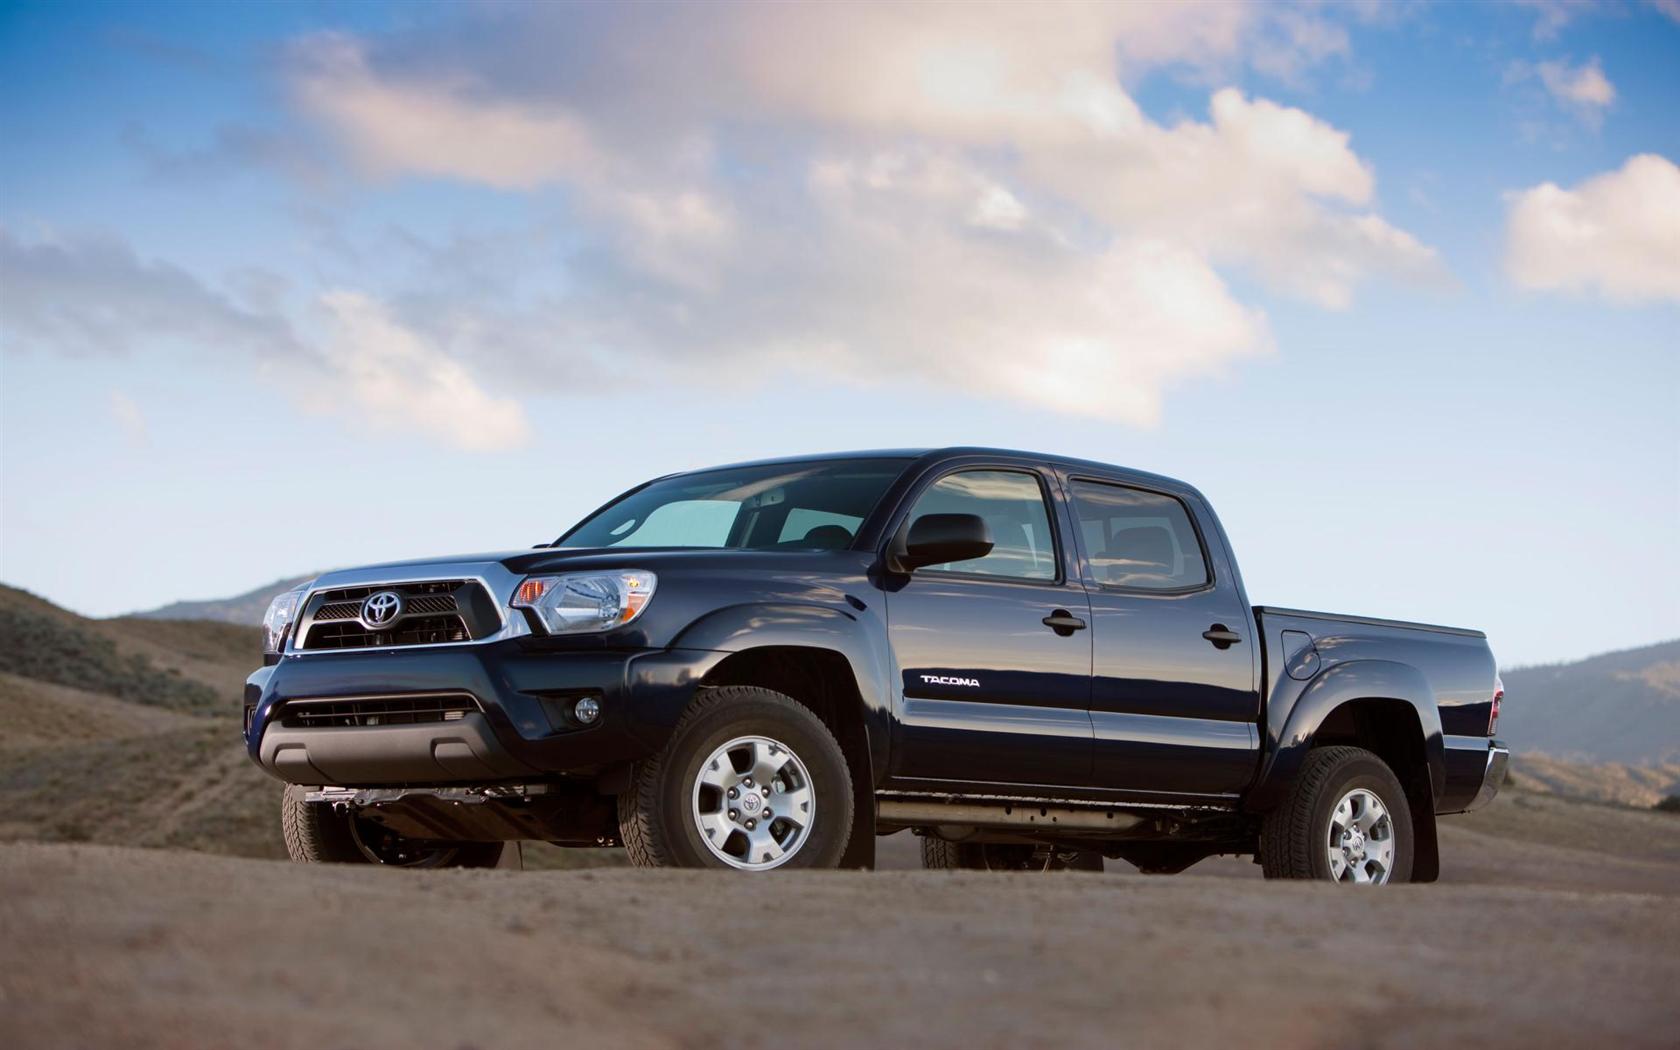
360 590 404 630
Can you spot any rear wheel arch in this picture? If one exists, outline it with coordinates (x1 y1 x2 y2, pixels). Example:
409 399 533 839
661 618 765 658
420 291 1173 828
1260 745 1416 883
1256 660 1445 802
1273 695 1441 882
1315 698 1439 881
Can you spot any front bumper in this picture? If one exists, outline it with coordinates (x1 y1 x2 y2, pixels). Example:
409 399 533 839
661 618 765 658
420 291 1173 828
244 641 726 786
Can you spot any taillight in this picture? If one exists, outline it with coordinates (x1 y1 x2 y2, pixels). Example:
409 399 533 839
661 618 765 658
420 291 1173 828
1489 676 1503 736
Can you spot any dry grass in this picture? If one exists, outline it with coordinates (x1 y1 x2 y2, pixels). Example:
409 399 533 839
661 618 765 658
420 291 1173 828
1508 752 1680 809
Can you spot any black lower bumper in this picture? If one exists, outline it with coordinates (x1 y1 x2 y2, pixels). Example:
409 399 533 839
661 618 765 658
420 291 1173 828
244 641 727 786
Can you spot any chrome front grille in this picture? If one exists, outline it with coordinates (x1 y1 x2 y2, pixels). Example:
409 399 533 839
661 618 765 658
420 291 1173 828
279 694 480 728
296 579 491 651
306 615 470 649
313 593 458 622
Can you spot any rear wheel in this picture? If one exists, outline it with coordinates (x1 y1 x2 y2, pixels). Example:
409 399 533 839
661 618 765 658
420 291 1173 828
617 686 854 870
280 785 506 868
1260 746 1412 884
921 839 1104 872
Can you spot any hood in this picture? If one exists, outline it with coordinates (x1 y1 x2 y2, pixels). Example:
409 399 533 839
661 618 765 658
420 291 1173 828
312 550 539 582
309 546 869 601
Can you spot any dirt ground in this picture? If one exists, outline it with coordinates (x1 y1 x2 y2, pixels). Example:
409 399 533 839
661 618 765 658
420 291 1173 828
4 794 1678 1050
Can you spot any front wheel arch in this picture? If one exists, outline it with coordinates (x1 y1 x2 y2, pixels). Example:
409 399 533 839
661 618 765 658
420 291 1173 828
697 647 880 868
617 684 856 869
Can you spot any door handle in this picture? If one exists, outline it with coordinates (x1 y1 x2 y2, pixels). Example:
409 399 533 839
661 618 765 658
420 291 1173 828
1202 624 1242 649
1042 610 1087 635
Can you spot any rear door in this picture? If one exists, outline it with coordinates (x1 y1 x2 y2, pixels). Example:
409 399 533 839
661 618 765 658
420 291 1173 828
1067 476 1261 797
884 464 1094 787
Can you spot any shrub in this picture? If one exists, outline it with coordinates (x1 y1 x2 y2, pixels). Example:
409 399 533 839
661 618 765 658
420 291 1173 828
0 605 220 713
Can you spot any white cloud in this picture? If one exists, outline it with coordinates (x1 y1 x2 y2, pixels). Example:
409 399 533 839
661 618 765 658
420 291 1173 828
784 150 1272 425
291 34 604 191
1514 0 1599 40
0 228 530 451
1517 0 1680 37
108 390 148 446
1537 57 1615 110
1509 55 1616 128
292 35 735 291
315 292 532 452
0 227 302 359
1506 154 1680 303
275 5 1436 426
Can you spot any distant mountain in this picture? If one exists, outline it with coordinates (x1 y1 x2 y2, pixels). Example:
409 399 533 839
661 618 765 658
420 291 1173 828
1501 640 1680 765
131 574 317 626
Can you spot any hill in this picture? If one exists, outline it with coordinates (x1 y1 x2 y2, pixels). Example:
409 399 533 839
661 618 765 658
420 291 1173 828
0 584 281 856
1500 639 1680 764
0 583 612 867
129 573 317 626
1508 753 1680 809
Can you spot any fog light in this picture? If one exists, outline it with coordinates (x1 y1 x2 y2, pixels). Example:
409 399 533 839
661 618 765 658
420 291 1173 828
573 696 601 725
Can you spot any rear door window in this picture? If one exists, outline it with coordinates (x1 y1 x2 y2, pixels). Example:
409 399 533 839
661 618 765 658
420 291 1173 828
1069 480 1208 590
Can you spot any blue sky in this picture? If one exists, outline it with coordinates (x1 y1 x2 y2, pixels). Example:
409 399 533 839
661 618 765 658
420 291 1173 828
1 0 1676 668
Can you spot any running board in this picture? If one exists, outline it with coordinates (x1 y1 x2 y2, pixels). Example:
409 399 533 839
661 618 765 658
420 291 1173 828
877 799 1146 833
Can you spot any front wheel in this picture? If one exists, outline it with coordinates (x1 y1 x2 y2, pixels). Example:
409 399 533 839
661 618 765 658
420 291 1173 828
1260 746 1413 884
921 839 1104 871
280 785 506 868
617 686 854 870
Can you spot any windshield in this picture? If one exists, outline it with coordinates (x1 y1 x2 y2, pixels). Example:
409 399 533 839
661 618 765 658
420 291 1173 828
557 458 911 551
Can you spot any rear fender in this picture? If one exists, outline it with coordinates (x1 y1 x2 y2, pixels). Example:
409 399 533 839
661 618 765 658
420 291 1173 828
1249 659 1445 813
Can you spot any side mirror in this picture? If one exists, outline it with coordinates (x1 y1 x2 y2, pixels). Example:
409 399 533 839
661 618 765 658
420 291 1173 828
895 513 993 572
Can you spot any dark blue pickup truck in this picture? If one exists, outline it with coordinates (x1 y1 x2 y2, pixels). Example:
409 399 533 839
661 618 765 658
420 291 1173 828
246 448 1507 881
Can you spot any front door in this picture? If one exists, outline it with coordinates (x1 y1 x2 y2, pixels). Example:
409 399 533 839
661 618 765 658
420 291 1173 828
1067 477 1260 797
885 467 1094 787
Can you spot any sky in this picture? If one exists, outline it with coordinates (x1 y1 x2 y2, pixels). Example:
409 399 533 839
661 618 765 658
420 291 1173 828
1 0 1676 669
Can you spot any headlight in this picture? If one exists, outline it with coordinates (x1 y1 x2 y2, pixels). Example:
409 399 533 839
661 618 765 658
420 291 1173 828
262 585 308 654
512 571 657 634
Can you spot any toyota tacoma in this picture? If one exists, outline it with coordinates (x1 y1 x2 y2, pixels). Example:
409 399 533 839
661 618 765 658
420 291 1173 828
246 448 1507 880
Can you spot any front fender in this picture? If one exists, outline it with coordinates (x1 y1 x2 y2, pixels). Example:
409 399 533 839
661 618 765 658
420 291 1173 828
1249 659 1445 812
670 602 895 786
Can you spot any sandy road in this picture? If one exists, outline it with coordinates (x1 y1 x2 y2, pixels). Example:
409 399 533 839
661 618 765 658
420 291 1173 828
3 839 1677 1050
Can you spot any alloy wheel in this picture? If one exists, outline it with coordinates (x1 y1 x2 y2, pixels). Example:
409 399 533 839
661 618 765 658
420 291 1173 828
690 735 816 870
1326 788 1395 884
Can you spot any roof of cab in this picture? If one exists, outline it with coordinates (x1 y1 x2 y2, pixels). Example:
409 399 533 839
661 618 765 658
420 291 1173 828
663 447 1198 496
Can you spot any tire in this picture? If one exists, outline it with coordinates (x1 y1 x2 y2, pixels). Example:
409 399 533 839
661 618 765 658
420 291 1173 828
280 785 506 868
921 839 1104 872
617 685 854 870
1260 746 1413 884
